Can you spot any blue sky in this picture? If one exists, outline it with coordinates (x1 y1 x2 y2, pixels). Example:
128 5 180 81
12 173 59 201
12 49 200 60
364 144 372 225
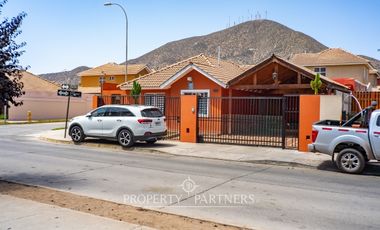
2 0 380 74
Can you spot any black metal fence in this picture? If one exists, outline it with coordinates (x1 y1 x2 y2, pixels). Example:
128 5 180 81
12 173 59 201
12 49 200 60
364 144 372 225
98 95 180 140
197 96 299 149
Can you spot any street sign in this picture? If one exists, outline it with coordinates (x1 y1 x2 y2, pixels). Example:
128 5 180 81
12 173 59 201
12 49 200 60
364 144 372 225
70 91 82 98
57 89 70 96
57 89 82 138
61 84 69 90
57 89 82 98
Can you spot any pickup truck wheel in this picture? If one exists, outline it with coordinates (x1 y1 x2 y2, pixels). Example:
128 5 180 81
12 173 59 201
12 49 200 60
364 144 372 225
118 129 134 147
336 148 365 174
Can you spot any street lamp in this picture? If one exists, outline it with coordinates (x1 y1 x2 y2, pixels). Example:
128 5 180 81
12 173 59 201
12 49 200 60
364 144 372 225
104 2 128 83
99 73 106 106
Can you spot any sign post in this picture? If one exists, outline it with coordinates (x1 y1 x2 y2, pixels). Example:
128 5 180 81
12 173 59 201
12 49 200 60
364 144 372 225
57 85 82 138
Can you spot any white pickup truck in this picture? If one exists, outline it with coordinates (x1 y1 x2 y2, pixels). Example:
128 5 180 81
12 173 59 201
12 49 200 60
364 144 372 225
309 101 380 174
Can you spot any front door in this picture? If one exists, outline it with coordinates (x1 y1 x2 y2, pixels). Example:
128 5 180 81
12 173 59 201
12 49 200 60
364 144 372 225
83 107 106 136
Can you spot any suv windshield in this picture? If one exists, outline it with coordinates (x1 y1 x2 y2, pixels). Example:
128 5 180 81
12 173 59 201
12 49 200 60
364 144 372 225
141 108 163 118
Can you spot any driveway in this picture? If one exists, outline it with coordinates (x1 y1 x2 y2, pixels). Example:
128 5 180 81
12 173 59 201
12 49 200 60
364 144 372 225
1 123 380 230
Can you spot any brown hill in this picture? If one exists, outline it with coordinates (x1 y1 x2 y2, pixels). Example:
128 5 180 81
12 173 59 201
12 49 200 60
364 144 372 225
127 19 328 69
39 66 90 86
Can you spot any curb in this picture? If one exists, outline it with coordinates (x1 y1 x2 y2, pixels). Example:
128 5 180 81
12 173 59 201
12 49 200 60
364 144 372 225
39 136 323 169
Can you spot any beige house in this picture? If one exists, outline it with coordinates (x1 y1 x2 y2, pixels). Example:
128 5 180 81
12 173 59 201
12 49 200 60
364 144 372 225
290 48 379 90
8 72 93 121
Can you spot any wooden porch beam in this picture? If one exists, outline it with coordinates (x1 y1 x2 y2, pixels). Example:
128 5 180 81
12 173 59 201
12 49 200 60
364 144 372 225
297 73 301 84
274 63 279 85
232 83 311 90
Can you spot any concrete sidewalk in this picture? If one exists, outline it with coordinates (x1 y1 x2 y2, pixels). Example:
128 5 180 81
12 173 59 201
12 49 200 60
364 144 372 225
37 129 330 168
0 194 153 230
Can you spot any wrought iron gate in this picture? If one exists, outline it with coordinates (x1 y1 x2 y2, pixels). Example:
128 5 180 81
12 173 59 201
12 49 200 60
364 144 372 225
197 96 299 149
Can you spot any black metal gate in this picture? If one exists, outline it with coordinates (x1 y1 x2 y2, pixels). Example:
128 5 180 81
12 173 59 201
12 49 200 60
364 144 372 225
282 95 299 149
197 96 299 149
162 97 180 140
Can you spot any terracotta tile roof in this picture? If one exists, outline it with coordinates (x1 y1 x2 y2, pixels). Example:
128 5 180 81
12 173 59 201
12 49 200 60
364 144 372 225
119 54 245 90
240 64 255 71
78 63 149 77
290 48 371 66
15 71 60 92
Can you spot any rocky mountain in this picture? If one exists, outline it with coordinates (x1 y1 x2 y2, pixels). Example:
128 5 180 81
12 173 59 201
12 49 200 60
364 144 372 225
127 19 328 69
39 66 90 86
359 55 380 71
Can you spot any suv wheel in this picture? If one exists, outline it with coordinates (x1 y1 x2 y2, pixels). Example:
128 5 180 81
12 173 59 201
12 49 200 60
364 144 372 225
70 126 85 143
118 129 134 147
336 148 365 174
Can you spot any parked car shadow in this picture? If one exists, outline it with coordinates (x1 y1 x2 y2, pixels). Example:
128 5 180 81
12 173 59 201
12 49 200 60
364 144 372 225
317 160 380 176
80 138 177 149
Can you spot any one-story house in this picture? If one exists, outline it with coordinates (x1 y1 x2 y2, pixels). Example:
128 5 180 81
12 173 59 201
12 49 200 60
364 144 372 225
8 72 93 121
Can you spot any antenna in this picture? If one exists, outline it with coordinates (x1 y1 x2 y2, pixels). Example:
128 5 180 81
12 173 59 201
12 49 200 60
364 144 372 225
217 46 221 65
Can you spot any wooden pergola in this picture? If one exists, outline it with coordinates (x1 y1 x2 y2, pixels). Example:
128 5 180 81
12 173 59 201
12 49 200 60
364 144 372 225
228 54 350 95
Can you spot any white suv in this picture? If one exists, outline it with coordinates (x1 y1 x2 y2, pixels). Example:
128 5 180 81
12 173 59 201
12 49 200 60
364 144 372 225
68 105 167 147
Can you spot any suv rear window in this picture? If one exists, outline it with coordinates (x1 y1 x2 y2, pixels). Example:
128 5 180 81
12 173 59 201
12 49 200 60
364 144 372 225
141 108 163 118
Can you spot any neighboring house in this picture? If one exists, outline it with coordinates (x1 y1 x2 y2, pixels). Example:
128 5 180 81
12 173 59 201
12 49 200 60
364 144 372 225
8 72 93 121
290 48 380 90
77 63 151 94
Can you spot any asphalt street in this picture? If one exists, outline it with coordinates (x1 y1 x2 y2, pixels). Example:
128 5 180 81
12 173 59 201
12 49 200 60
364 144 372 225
1 123 380 230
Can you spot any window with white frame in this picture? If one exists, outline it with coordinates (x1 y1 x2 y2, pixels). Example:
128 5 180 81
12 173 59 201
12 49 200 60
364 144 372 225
144 94 165 113
181 89 209 117
314 67 326 76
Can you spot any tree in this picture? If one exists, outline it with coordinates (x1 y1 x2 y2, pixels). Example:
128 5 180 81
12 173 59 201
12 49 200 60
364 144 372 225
0 0 27 108
310 73 322 95
130 81 141 104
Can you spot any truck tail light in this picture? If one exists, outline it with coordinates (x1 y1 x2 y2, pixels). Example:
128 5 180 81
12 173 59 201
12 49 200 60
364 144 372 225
138 119 153 124
312 130 319 143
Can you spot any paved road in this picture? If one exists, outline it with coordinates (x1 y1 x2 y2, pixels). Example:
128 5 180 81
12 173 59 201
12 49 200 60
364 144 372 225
1 123 380 230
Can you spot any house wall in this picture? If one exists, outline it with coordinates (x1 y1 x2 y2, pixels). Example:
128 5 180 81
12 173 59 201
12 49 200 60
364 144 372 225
168 70 223 97
80 74 140 87
306 65 370 86
369 74 378 89
8 91 93 121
